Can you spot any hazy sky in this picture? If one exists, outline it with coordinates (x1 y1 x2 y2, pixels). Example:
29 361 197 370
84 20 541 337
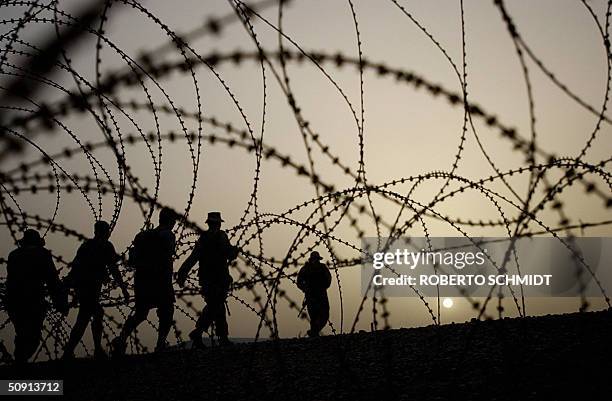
1 0 611 355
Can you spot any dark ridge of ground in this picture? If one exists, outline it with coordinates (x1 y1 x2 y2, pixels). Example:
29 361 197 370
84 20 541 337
1 310 612 401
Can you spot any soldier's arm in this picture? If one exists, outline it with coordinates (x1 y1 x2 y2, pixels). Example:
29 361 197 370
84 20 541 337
323 264 332 289
107 244 129 301
177 240 199 285
161 232 176 262
108 263 127 290
64 243 85 287
222 232 239 261
43 251 68 314
43 251 61 293
70 244 81 265
296 265 307 291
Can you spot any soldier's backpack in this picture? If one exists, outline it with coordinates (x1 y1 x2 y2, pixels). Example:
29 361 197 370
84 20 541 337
128 229 161 268
65 240 109 287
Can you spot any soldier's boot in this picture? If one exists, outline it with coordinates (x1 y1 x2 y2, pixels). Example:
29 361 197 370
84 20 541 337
110 337 127 358
218 336 233 346
61 340 77 361
154 339 167 353
62 332 81 361
189 329 206 349
307 329 320 338
93 347 108 360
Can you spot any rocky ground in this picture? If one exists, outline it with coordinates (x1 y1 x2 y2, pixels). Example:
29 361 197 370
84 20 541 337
1 310 611 400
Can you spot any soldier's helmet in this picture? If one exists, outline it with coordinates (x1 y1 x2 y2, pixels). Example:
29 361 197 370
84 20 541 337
206 212 224 224
159 207 177 225
94 220 111 239
20 229 44 247
309 251 323 261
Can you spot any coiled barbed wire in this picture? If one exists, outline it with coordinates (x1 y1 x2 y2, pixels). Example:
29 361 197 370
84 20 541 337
0 0 611 364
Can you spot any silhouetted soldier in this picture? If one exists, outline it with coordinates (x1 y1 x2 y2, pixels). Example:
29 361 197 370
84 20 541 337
297 251 332 337
62 221 129 360
5 229 67 363
112 208 177 356
177 212 238 348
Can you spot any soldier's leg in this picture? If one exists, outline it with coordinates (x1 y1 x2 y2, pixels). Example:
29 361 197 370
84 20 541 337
16 310 44 362
192 291 214 337
213 297 229 340
117 303 149 343
187 302 211 350
306 301 318 336
12 312 33 362
315 296 330 333
111 303 149 357
63 303 94 357
307 297 328 336
193 305 211 334
155 301 174 349
91 303 104 354
317 297 330 333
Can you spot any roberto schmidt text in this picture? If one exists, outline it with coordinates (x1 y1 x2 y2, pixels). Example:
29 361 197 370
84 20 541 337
372 274 553 287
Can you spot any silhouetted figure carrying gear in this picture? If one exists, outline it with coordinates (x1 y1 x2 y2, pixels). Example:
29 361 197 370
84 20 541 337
6 229 67 363
297 251 332 337
112 207 177 356
177 212 238 348
62 221 129 360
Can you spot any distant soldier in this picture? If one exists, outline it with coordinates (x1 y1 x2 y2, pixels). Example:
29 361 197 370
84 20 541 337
297 251 332 337
112 208 177 356
177 212 238 348
6 229 67 363
62 221 129 360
